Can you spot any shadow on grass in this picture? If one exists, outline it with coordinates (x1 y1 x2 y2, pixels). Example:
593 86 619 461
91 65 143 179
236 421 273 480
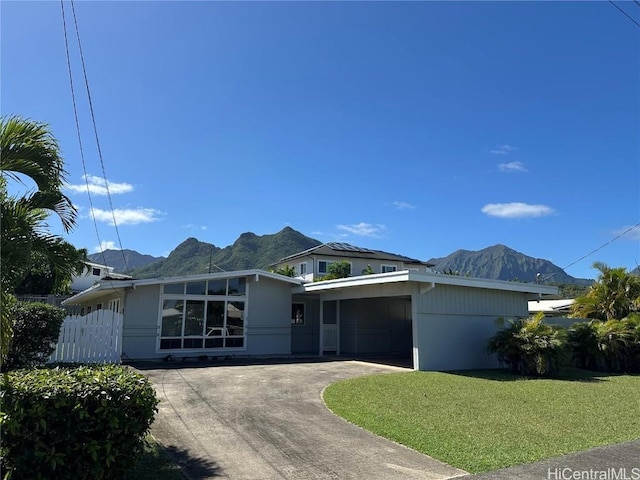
445 367 634 383
162 445 222 479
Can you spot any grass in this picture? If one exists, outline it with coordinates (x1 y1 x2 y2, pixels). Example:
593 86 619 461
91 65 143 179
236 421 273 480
323 369 640 474
126 436 184 480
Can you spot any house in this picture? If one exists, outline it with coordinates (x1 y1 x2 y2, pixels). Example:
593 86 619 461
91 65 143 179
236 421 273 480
273 242 435 281
71 261 131 293
62 246 557 371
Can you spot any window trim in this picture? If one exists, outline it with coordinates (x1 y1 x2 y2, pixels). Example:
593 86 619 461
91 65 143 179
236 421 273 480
92 267 101 276
381 264 397 273
299 262 307 276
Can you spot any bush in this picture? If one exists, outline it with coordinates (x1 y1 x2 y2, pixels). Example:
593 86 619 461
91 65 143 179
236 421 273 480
486 313 568 376
568 317 640 373
0 364 159 479
2 302 65 372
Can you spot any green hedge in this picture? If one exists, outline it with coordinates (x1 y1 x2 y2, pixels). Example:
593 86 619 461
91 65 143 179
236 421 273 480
2 301 65 372
0 365 159 479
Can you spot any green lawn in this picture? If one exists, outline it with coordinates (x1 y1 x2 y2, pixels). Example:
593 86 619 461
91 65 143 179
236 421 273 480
323 369 640 474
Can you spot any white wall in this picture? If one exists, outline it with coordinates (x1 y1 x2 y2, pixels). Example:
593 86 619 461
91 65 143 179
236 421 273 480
121 285 161 360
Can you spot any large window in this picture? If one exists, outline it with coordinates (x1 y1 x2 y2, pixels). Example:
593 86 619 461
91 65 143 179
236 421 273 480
381 265 397 273
159 278 246 350
318 260 334 274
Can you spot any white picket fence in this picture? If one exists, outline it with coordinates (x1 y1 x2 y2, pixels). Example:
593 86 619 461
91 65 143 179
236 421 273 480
49 310 123 364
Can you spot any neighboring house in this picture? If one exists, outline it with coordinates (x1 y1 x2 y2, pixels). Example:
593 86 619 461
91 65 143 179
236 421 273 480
71 261 132 293
528 299 575 317
273 242 435 281
63 245 557 371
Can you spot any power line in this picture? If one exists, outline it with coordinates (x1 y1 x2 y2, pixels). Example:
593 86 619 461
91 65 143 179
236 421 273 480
542 222 640 282
60 0 108 269
609 1 640 28
65 0 129 271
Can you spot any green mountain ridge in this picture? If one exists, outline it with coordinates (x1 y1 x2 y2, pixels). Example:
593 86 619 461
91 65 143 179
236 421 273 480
89 228 610 287
428 244 594 286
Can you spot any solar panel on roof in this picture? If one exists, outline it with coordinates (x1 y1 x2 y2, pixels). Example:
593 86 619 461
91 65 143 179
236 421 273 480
327 242 375 254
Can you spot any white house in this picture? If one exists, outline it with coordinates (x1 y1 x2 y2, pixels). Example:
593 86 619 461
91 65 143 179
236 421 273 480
71 261 132 293
63 245 557 371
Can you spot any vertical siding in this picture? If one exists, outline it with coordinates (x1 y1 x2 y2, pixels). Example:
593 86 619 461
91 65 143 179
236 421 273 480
245 276 292 355
121 285 161 360
340 297 412 355
413 284 530 371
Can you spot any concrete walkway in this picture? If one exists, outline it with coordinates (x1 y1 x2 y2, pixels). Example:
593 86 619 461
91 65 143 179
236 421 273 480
138 359 467 480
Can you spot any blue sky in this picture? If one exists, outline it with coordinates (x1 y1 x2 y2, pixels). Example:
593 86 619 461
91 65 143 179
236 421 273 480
2 1 639 280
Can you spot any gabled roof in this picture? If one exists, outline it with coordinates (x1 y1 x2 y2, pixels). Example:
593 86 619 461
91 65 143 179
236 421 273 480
276 242 435 267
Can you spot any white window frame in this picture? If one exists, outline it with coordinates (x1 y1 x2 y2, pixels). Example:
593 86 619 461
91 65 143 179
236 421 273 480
299 262 307 276
92 267 101 276
381 265 397 273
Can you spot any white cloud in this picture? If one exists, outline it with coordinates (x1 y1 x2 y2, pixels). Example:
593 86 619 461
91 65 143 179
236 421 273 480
490 144 517 155
67 174 133 195
392 201 416 210
336 222 387 237
481 202 554 219
182 223 208 231
91 207 162 225
614 224 640 241
93 240 118 253
498 161 527 172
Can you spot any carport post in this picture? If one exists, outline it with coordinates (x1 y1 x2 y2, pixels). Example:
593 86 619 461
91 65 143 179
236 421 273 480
336 300 340 356
318 299 324 357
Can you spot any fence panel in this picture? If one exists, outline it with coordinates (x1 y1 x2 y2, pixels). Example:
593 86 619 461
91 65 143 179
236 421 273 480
49 310 123 364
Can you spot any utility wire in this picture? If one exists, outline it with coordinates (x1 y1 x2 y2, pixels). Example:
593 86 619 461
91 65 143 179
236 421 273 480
609 1 640 28
634 0 640 8
541 222 640 282
61 0 108 269
68 0 129 272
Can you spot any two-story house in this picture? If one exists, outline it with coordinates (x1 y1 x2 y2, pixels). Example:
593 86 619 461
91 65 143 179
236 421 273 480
273 242 435 281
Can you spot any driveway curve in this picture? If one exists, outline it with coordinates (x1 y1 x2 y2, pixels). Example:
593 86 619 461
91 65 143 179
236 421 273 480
139 359 467 480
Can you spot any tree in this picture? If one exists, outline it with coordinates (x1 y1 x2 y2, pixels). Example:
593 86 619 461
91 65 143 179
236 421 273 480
1 115 85 366
325 261 351 280
271 264 296 277
571 262 640 321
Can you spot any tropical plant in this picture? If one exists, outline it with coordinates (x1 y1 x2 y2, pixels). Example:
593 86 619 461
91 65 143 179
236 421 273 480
1 115 84 367
271 264 296 277
323 261 351 280
486 312 568 376
571 262 640 321
362 264 374 275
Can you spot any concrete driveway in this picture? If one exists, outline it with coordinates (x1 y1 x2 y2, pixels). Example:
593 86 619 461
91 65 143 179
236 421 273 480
138 359 467 480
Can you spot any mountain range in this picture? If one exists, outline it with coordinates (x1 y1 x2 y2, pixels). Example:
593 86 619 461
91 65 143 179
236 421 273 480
88 227 599 285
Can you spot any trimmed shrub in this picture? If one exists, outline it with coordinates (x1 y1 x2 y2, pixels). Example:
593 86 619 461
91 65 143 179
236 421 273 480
486 313 568 376
0 364 159 479
2 301 65 372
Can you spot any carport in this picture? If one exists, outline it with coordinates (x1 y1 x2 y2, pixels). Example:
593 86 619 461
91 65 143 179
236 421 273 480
291 271 557 371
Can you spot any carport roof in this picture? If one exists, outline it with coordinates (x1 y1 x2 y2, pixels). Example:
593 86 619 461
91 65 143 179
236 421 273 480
293 270 558 295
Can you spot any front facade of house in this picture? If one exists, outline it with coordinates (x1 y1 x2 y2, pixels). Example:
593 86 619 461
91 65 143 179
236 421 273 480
64 263 556 370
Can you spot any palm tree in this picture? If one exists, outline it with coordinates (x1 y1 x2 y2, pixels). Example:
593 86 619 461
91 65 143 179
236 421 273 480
1 115 86 366
572 262 640 321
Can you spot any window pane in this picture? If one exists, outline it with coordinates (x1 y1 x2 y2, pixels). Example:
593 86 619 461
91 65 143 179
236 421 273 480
184 300 205 336
161 299 184 336
292 303 304 324
160 338 182 349
227 301 245 336
186 281 206 295
225 337 244 348
318 261 327 274
183 338 203 349
204 337 223 348
206 301 225 336
300 263 307 275
228 277 246 296
207 279 227 295
164 283 184 294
